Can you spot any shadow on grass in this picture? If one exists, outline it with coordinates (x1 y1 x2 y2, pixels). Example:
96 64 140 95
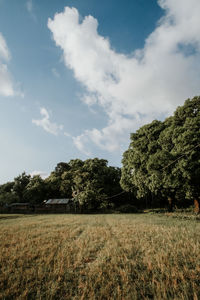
0 215 22 220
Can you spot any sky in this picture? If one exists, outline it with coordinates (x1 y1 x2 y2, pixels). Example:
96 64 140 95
0 0 200 184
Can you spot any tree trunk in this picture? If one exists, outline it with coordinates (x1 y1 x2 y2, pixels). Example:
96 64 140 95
167 196 174 212
194 199 200 214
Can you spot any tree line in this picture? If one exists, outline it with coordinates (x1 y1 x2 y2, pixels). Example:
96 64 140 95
0 96 200 213
0 158 128 212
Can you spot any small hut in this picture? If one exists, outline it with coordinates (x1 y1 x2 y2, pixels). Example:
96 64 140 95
9 203 33 213
44 199 71 213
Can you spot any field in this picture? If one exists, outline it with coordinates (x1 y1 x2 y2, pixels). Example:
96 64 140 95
0 214 200 299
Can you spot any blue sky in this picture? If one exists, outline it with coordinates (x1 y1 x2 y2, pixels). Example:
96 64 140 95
0 0 200 183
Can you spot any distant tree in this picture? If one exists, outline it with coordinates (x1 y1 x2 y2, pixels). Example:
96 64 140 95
68 159 84 171
44 172 61 199
70 158 123 211
54 162 70 176
0 181 18 204
0 156 122 210
0 181 14 193
13 172 31 202
103 166 122 198
43 158 122 210
77 188 106 212
60 171 73 198
23 175 46 204
44 160 84 200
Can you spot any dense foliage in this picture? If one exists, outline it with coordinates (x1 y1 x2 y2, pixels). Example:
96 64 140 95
121 96 200 212
45 158 123 211
0 158 124 212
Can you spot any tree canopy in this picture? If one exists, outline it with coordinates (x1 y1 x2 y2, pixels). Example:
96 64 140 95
121 96 200 212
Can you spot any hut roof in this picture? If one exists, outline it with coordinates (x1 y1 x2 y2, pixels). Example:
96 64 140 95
9 203 30 206
45 199 70 204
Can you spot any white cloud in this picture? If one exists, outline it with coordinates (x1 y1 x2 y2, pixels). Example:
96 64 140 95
64 131 71 137
32 107 63 135
0 32 14 96
48 1 200 153
0 32 10 61
52 67 60 78
72 134 91 156
30 170 49 179
26 0 33 13
26 0 37 22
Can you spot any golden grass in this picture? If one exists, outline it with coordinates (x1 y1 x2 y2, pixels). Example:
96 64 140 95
0 214 200 299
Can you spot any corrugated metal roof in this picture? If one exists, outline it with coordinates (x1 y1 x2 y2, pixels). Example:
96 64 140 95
10 203 30 206
45 199 70 204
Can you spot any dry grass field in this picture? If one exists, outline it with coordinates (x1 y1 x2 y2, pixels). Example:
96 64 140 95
0 213 200 300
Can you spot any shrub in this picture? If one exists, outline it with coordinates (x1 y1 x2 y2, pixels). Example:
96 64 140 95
116 204 138 213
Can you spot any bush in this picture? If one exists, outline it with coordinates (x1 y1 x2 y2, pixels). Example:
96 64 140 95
116 204 138 213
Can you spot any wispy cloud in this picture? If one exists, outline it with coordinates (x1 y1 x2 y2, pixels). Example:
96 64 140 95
72 134 91 156
32 107 63 135
48 0 200 154
64 131 71 137
0 32 14 96
26 0 36 21
26 0 33 13
52 67 60 78
0 32 10 61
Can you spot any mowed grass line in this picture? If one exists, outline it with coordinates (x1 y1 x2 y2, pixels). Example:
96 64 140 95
0 214 199 299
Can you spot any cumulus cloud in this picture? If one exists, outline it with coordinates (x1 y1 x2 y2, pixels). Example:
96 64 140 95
48 0 200 153
0 32 14 96
32 107 63 135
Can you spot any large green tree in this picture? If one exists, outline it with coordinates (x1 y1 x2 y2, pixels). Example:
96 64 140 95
121 120 165 207
146 116 179 210
72 158 122 211
150 97 200 211
169 97 200 212
121 96 200 212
